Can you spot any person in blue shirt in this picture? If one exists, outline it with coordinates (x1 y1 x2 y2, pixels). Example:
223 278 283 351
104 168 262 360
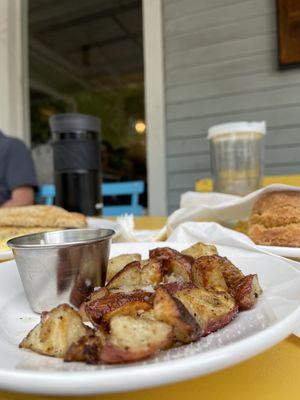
0 131 37 207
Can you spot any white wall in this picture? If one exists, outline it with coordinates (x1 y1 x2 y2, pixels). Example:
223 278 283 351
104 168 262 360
163 0 300 212
0 0 30 144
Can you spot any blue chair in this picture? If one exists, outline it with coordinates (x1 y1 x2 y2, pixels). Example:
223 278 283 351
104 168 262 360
102 181 144 216
37 181 145 216
36 184 56 205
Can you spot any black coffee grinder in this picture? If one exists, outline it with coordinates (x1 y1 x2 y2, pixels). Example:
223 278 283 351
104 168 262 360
49 113 102 216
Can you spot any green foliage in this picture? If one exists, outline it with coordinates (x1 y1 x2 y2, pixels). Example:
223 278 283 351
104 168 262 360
30 98 68 145
30 84 145 150
74 85 144 148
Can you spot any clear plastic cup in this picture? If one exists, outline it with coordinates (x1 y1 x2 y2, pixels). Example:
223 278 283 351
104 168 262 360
208 122 266 196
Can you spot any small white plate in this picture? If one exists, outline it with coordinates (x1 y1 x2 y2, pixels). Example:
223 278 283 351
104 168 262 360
0 242 299 395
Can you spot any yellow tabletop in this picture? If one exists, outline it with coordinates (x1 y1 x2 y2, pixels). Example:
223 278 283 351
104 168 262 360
1 216 300 400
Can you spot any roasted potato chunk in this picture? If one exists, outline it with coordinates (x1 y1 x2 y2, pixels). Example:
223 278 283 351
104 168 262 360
101 316 173 363
106 261 141 289
175 288 238 335
165 255 193 283
159 282 195 295
202 256 262 310
216 256 244 290
149 247 182 261
20 304 90 358
182 242 218 258
141 259 164 286
154 288 201 343
64 334 103 364
139 308 156 320
192 256 228 291
107 254 141 282
85 290 152 326
234 274 262 310
79 287 109 322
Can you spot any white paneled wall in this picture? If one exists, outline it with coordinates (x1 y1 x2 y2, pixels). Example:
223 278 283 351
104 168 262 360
162 0 300 212
0 0 29 144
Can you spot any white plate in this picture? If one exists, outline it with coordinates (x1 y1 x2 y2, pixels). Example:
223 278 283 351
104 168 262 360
0 218 119 261
258 245 300 259
0 242 300 395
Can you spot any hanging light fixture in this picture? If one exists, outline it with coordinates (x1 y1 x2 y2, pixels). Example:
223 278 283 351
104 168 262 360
134 119 146 134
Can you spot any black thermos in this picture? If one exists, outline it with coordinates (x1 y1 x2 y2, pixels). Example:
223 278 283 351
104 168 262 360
49 113 102 216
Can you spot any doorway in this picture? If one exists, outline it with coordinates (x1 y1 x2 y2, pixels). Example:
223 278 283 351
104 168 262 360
28 0 147 207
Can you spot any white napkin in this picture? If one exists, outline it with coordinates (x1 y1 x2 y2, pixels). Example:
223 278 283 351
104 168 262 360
116 184 300 241
170 183 300 232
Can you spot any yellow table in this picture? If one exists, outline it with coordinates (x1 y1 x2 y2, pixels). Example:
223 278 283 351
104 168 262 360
1 217 300 400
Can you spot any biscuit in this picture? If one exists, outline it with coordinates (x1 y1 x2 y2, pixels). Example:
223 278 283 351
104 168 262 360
248 191 300 247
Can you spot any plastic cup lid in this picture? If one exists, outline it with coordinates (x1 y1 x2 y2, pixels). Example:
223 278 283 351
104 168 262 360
207 121 266 139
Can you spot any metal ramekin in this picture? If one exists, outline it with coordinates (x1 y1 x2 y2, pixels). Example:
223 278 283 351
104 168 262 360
8 228 115 313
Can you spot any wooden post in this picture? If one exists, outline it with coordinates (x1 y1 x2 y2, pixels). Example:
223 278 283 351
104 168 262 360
143 0 167 215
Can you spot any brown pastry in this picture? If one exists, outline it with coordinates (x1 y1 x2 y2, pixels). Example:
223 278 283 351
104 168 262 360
0 205 86 228
248 191 300 247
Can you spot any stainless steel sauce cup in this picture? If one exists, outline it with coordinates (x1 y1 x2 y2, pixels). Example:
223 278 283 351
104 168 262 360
8 228 115 313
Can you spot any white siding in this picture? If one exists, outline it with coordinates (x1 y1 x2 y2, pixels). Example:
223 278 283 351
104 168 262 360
162 0 300 212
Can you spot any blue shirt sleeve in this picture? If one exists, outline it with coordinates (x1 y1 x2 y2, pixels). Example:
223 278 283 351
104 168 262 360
5 139 38 191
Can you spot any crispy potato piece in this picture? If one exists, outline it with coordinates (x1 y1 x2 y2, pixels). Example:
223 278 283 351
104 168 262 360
106 261 141 289
154 288 201 343
140 308 156 320
175 287 238 335
20 304 90 358
64 334 103 364
234 274 262 310
101 316 173 363
149 247 182 261
85 290 152 326
165 255 193 282
141 259 164 286
94 325 108 345
181 242 218 258
192 256 228 291
107 254 141 282
201 256 262 309
216 256 244 290
79 287 109 322
159 282 195 295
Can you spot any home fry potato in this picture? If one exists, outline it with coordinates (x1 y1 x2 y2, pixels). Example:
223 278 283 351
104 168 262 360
149 247 182 262
174 287 238 335
106 254 141 282
79 287 109 322
181 242 218 258
165 255 193 283
192 256 228 291
101 316 173 364
234 274 262 310
85 290 152 326
106 261 141 289
141 259 164 286
20 304 90 357
154 287 202 343
64 334 103 364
